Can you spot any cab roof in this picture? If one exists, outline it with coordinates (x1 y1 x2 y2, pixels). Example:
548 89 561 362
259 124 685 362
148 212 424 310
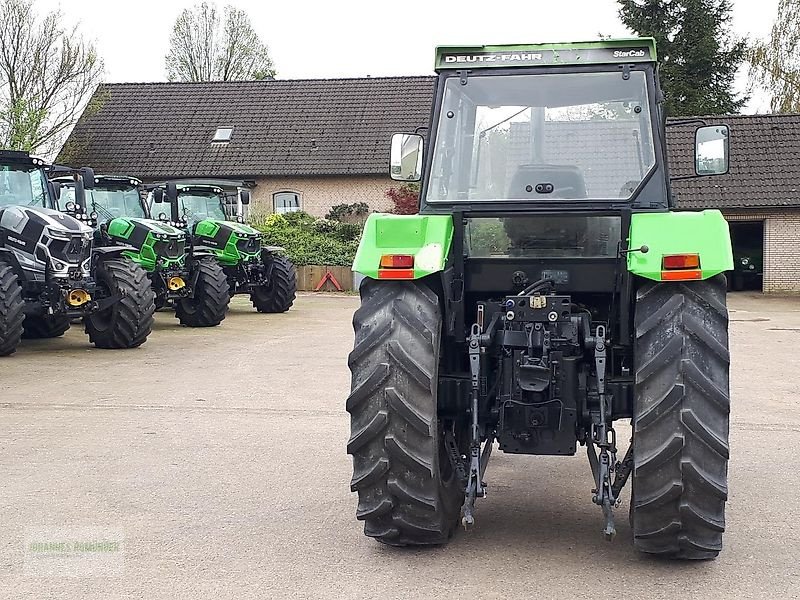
0 149 47 168
435 38 657 71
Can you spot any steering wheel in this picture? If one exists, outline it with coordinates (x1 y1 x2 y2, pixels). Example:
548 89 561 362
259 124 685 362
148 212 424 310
549 185 581 199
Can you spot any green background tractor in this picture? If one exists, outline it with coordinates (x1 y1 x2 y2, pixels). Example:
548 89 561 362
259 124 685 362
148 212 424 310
154 181 297 313
346 39 733 559
53 175 229 327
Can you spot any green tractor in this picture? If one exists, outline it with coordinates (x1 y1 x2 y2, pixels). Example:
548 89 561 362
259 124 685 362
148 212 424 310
151 181 297 313
346 39 734 559
52 175 230 327
0 152 155 354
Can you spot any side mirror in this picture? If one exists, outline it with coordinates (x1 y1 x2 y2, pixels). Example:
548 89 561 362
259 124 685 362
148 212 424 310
153 188 165 203
240 190 251 205
49 181 61 201
80 167 95 190
166 182 177 203
389 133 423 182
695 125 729 176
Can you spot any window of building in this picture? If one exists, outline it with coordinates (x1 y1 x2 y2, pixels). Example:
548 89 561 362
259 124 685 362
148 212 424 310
212 127 234 142
273 191 301 213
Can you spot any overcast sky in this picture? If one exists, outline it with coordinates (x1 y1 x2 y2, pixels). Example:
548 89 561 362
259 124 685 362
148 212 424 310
39 0 776 112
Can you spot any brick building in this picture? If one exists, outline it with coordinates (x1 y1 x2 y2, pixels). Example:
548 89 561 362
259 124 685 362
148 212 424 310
60 77 800 292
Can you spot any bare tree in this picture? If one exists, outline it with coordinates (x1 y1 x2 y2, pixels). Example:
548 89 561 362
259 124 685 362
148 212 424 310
0 0 104 156
165 3 276 82
749 0 800 112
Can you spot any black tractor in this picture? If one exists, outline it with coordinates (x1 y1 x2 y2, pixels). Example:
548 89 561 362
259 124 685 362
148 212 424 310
0 151 155 355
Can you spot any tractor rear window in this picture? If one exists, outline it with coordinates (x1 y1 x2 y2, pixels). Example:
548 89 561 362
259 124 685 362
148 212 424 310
466 216 621 258
427 71 656 203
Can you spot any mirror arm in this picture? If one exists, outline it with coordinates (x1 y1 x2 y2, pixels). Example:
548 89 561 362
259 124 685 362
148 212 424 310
669 174 705 182
666 118 708 128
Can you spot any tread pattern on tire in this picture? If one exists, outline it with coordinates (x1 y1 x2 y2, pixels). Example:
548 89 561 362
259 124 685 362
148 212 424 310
0 262 24 356
85 258 155 349
176 258 230 327
22 314 70 339
346 280 462 546
250 254 297 313
632 274 730 560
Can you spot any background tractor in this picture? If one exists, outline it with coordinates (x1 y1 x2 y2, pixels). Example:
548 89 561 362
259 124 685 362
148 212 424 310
53 175 229 327
0 151 155 354
346 39 733 559
150 180 296 313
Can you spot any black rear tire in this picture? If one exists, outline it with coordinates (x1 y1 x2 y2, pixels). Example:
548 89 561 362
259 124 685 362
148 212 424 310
0 262 24 356
347 279 463 546
175 258 230 327
250 254 297 313
85 258 155 349
632 274 730 559
22 314 71 339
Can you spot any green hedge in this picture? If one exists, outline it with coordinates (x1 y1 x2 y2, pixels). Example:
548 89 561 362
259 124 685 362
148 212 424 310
250 211 362 266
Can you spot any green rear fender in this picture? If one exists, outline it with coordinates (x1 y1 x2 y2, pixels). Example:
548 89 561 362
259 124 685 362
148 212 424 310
352 213 454 279
627 210 733 281
352 210 730 283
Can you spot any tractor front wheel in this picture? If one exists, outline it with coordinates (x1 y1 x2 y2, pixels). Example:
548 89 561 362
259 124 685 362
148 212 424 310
175 258 230 327
85 259 155 349
0 261 24 356
250 254 296 313
631 275 730 559
347 279 463 546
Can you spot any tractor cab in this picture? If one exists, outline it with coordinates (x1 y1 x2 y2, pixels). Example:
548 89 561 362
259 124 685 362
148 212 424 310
0 151 96 286
149 180 250 226
53 175 146 223
0 150 51 209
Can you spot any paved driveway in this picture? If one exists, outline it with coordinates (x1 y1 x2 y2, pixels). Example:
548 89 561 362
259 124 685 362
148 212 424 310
0 293 797 599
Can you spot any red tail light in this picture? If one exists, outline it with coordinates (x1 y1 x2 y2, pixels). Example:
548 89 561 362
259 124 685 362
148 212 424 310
379 254 414 269
662 254 700 270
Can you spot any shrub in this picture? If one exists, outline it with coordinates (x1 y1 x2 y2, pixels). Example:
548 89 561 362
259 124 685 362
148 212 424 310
385 183 420 214
252 210 363 266
281 210 316 227
326 202 370 222
334 222 363 242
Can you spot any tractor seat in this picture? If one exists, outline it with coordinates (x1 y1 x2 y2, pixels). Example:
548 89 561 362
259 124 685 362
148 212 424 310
507 164 587 200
